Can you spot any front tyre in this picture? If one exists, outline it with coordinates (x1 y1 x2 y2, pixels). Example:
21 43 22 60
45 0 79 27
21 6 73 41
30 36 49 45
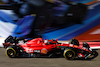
63 49 75 60
6 47 16 58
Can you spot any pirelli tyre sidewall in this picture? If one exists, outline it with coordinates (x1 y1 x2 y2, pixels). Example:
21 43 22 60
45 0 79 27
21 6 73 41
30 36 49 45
63 49 75 60
6 47 16 58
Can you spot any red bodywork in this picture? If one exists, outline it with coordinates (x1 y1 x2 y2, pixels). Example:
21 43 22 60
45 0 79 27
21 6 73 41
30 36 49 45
17 38 92 54
3 37 100 59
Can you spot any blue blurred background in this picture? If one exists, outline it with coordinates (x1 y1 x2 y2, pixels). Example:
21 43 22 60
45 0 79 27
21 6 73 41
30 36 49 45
0 0 100 41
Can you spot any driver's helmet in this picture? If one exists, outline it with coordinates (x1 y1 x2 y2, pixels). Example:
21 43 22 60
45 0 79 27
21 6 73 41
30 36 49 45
44 39 58 45
44 39 52 45
44 40 48 44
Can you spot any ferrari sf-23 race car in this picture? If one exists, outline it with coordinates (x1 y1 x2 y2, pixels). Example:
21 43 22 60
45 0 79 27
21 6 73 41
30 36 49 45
3 36 98 60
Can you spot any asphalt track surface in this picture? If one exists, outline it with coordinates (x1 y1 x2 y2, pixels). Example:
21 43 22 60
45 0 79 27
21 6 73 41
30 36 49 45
0 48 100 67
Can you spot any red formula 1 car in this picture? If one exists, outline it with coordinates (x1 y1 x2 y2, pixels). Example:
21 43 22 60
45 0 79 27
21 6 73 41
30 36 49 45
3 36 98 60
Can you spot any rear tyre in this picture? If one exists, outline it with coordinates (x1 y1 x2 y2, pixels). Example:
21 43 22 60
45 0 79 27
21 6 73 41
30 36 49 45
63 49 75 60
6 47 16 58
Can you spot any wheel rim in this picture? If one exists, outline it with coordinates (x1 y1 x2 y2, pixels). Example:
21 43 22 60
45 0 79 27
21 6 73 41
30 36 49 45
6 48 16 58
67 52 73 57
8 49 14 56
64 49 75 60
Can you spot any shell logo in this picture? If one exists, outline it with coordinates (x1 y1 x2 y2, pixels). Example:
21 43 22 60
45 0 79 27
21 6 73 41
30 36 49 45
41 48 48 54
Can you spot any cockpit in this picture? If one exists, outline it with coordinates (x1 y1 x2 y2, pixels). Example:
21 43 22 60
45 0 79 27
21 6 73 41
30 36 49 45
44 39 58 45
